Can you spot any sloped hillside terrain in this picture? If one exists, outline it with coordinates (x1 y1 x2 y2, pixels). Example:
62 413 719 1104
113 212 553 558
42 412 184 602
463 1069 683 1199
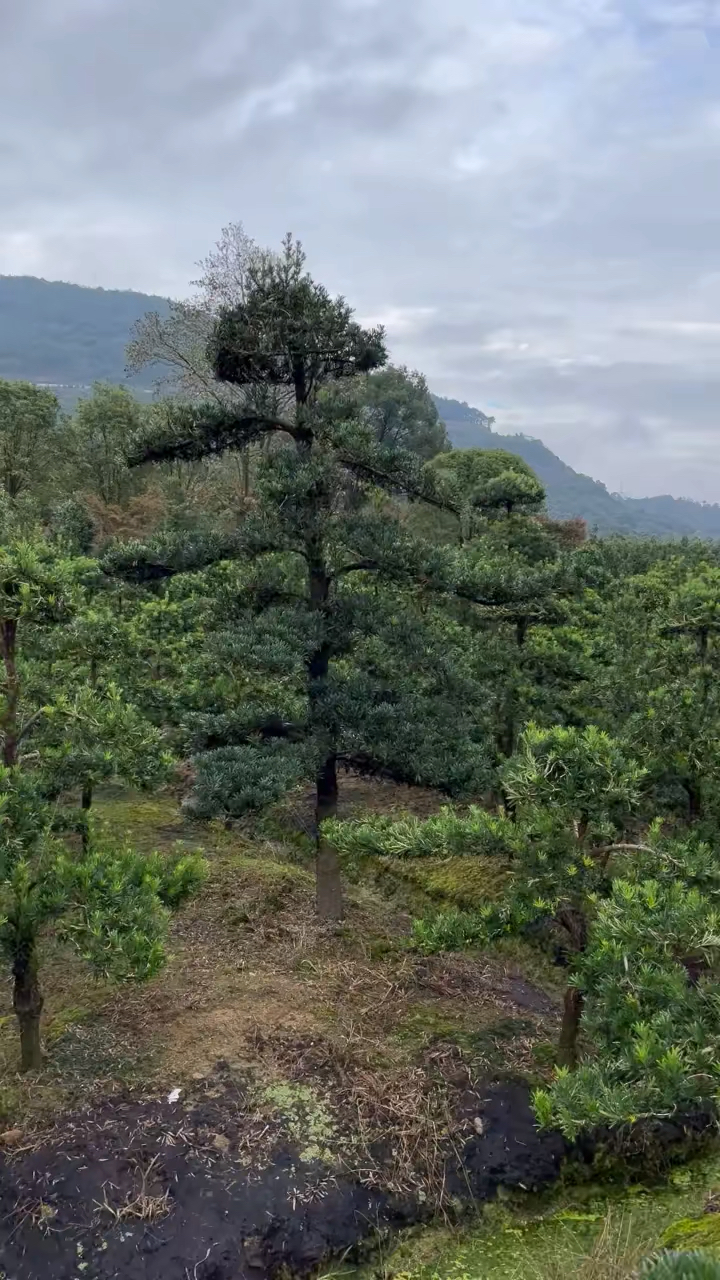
435 396 720 538
0 275 169 386
1 275 719 536
0 782 568 1279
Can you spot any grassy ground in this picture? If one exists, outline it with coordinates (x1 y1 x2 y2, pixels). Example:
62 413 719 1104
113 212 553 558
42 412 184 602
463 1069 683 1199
357 1155 720 1280
2 779 720 1277
0 777 563 1205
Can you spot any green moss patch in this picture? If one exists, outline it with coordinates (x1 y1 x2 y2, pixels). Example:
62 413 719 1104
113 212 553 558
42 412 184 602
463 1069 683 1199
375 1156 720 1280
382 854 510 910
260 1081 337 1164
92 790 185 850
662 1215 720 1255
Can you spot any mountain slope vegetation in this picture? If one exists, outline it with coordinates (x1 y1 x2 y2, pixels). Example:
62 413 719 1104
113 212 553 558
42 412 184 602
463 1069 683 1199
0 274 169 385
1 273 719 536
1 229 720 1280
435 396 720 538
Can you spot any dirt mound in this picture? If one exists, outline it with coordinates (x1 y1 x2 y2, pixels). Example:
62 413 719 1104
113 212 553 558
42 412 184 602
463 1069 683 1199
455 1080 567 1199
0 1078 567 1280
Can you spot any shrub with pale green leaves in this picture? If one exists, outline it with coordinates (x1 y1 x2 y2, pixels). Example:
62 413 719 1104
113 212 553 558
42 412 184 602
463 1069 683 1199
0 769 206 1070
533 877 720 1138
641 1252 720 1279
328 804 520 863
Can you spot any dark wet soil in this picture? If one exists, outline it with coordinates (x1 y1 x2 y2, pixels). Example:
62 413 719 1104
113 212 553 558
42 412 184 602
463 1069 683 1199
0 1078 566 1280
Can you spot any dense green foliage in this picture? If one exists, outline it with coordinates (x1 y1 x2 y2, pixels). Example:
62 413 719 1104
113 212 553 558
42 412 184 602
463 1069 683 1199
333 539 720 1133
641 1254 720 1279
4 271 720 534
0 539 204 1068
435 396 720 538
3 226 720 1158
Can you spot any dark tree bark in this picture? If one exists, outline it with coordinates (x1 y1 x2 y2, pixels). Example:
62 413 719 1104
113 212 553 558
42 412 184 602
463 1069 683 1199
686 777 703 822
1 617 19 767
558 986 583 1069
307 598 342 918
556 905 588 1069
13 940 44 1071
315 753 342 921
81 782 93 852
302 401 343 918
80 656 98 850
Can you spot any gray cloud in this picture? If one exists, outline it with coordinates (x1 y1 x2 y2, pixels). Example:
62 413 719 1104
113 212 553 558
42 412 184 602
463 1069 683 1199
2 0 720 498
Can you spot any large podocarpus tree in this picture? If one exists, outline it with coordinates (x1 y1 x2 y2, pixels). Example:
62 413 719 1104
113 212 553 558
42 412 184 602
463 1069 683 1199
112 236 536 920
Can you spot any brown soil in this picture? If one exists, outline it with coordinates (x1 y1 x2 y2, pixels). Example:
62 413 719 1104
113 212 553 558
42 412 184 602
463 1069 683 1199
0 781 568 1278
0 1071 568 1280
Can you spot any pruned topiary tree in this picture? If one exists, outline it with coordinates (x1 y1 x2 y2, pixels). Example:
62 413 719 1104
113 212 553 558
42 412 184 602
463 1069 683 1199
337 723 645 1067
108 234 544 920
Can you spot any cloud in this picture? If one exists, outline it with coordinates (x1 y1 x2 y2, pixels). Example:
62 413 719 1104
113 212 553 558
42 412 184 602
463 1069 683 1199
2 0 720 497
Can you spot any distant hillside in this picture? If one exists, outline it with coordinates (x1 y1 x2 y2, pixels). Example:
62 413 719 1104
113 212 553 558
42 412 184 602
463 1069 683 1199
1 275 718 539
435 397 720 539
0 275 169 386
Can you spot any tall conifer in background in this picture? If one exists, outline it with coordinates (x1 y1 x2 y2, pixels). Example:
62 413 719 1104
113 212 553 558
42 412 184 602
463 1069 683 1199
109 236 541 919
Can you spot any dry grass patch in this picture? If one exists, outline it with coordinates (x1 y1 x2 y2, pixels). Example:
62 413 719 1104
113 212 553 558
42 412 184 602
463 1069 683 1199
95 1151 172 1225
0 783 561 1153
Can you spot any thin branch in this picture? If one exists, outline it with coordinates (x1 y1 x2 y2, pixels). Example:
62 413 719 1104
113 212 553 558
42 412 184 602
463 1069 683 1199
599 843 658 857
336 452 455 513
16 707 48 744
596 841 658 871
334 561 381 579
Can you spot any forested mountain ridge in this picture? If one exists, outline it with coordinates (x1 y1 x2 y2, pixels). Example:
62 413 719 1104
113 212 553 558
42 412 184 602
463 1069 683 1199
435 395 720 538
1 274 718 537
0 274 169 385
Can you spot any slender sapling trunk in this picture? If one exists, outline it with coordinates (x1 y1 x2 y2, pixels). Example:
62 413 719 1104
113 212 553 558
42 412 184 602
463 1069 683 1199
81 781 93 851
1 617 19 767
12 938 44 1071
556 904 588 1069
558 986 583 1069
315 753 342 921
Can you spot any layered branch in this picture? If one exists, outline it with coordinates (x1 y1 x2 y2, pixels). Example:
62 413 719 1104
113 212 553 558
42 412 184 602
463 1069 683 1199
188 711 307 751
102 531 245 584
128 401 299 468
332 429 455 512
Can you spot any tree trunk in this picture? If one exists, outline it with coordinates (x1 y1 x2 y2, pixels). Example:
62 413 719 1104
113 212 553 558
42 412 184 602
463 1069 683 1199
686 778 702 822
297 369 341 920
315 753 342 921
13 943 44 1072
500 692 515 760
305 515 340 918
81 781 93 851
1 617 19 766
558 985 583 1069
555 906 588 1069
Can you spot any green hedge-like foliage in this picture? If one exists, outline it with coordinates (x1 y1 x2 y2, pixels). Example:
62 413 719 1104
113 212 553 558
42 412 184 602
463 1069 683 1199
641 1252 720 1279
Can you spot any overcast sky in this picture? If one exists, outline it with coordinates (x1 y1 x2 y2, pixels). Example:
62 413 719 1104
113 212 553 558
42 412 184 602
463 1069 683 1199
2 1 720 499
